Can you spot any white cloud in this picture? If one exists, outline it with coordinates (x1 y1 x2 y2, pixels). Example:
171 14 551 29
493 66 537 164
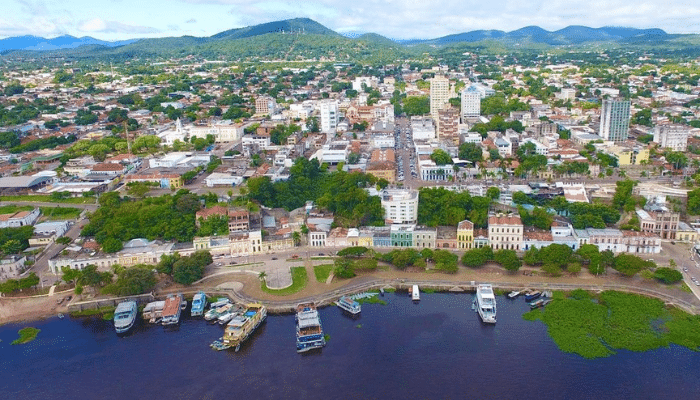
78 18 159 34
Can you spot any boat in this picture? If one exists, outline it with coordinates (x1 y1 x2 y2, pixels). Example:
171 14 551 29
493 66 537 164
380 288 385 296
57 313 64 319
475 284 497 324
114 300 138 333
190 292 207 317
411 285 420 301
529 298 546 309
205 303 233 322
296 302 326 353
524 290 542 302
335 296 361 316
209 298 230 310
222 304 267 351
161 294 184 326
507 291 521 299
217 306 239 325
142 300 165 323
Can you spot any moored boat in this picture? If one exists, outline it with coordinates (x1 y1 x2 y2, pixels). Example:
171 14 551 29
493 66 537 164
524 290 542 302
335 296 361 316
161 294 184 326
222 304 267 351
205 303 233 322
507 291 521 299
217 306 239 325
142 300 165 323
296 302 325 353
529 298 546 309
476 284 497 324
411 285 420 301
190 291 207 317
114 300 138 334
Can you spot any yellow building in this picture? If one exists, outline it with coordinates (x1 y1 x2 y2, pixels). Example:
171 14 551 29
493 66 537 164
611 146 649 166
457 220 474 249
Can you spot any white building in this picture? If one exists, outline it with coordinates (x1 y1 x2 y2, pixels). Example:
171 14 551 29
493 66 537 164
204 173 244 187
352 76 379 91
461 87 481 119
468 83 496 99
372 134 395 148
488 214 523 251
0 208 40 228
411 117 436 140
380 189 419 224
653 124 689 152
0 255 26 281
599 99 630 143
317 141 349 164
319 100 339 134
148 152 211 169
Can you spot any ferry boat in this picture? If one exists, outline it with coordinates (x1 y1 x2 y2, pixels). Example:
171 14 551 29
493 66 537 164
113 300 138 334
205 303 233 322
411 285 420 301
142 300 165 323
296 302 326 353
476 284 497 324
161 294 184 326
335 296 361 316
190 292 207 317
524 290 542 302
222 304 267 351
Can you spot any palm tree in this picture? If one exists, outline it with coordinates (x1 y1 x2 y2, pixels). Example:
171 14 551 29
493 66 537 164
292 231 301 246
258 271 267 281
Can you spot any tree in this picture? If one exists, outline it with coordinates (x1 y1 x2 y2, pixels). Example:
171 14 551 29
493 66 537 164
432 249 458 273
333 257 356 278
654 267 683 284
458 143 483 163
486 186 500 200
430 149 452 165
337 246 369 257
493 249 521 272
2 239 23 255
172 258 205 285
103 265 156 296
157 253 181 274
461 246 493 268
613 254 651 277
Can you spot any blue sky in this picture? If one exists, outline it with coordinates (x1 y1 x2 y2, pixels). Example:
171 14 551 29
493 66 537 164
4 0 700 40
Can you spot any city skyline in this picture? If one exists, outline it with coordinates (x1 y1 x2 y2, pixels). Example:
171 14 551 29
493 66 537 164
4 0 700 41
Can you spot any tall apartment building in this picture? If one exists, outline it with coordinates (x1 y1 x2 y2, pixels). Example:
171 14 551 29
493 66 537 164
599 99 631 142
653 124 689 152
437 108 460 144
380 189 419 224
255 96 277 115
429 76 450 120
460 87 481 119
319 100 339 134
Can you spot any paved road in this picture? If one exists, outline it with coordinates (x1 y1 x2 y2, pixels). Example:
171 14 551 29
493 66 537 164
0 201 98 211
31 217 88 287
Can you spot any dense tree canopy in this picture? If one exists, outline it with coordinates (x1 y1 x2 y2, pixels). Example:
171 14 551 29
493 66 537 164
418 187 491 227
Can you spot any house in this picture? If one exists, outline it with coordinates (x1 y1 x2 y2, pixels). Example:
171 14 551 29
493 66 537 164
0 208 40 228
488 214 523 251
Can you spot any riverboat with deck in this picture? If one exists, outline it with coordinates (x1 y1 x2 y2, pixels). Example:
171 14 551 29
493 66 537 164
335 296 361 316
191 292 207 317
524 290 542 302
114 301 138 334
476 284 497 324
161 294 184 326
222 304 267 351
142 301 165 324
296 302 326 353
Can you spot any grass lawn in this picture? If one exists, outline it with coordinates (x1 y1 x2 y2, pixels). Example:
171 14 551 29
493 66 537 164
0 205 33 214
313 264 334 283
0 195 96 204
70 306 115 318
40 206 82 219
11 327 40 345
261 266 308 296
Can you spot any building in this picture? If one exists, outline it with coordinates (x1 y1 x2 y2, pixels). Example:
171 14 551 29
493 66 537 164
0 255 26 281
228 209 250 233
319 100 339 134
411 117 436 140
0 208 40 228
390 225 414 247
429 76 450 120
457 220 474 249
29 220 70 246
438 108 460 144
599 99 631 142
195 205 228 228
636 209 679 240
124 172 183 189
488 214 523 251
413 226 437 249
367 149 396 183
653 124 689 152
461 87 481 119
381 189 419 224
255 96 277 115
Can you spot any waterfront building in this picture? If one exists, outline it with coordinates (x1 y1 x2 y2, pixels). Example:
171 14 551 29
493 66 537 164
488 214 523 251
599 99 631 142
457 220 474 249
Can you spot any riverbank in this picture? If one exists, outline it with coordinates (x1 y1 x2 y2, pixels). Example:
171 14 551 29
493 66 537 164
2 263 699 325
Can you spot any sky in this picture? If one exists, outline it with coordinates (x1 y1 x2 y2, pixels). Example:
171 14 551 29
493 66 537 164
4 0 700 41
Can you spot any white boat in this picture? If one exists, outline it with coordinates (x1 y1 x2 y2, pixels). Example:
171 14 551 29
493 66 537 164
218 307 238 325
114 300 138 334
507 291 521 299
296 303 325 353
411 285 420 301
142 300 165 323
476 284 497 324
190 291 207 317
335 296 361 316
205 303 233 322
209 298 230 309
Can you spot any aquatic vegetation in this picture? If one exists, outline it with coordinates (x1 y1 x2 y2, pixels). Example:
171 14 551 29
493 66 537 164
524 290 700 359
12 327 40 345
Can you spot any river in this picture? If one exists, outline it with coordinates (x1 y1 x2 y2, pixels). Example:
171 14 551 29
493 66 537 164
2 292 699 399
